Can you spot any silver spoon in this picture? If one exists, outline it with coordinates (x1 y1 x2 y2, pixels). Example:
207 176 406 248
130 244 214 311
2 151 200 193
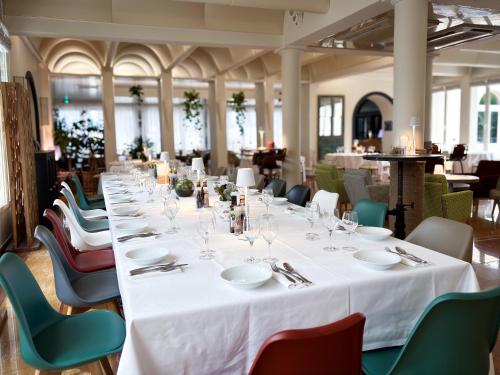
270 263 297 285
283 263 312 284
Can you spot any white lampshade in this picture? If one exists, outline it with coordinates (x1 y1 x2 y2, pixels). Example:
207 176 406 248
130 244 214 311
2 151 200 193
160 151 170 161
191 157 205 171
409 116 420 127
236 168 256 187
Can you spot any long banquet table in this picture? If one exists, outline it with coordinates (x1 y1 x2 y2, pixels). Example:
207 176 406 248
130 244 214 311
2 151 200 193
101 175 479 374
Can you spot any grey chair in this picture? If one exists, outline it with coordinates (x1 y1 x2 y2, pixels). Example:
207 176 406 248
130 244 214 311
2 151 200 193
405 216 473 262
343 169 389 206
34 225 121 309
265 179 287 197
61 187 109 232
285 185 310 207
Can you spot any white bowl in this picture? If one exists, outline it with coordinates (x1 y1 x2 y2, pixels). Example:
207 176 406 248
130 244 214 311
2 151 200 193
353 250 401 270
125 247 170 266
220 265 272 289
356 227 393 241
115 219 148 234
109 195 133 204
113 205 140 216
272 197 288 205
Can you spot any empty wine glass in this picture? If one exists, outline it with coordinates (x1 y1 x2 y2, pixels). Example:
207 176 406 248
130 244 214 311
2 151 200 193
261 189 274 213
145 176 156 202
159 184 172 204
342 211 359 251
321 208 340 252
243 215 261 264
305 201 320 240
197 209 216 260
164 198 180 234
214 200 229 221
261 214 279 263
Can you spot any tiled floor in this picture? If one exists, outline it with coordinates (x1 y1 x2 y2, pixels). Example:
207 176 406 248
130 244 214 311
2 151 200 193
0 201 499 374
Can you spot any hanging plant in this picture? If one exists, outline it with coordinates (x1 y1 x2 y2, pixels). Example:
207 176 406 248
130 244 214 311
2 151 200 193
232 91 246 135
129 84 144 136
183 89 203 131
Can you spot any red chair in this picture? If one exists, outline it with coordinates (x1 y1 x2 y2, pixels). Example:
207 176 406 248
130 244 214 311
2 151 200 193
249 313 366 375
43 209 115 272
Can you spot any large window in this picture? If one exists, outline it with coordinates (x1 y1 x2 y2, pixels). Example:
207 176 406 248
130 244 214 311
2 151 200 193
431 88 461 150
227 99 257 153
173 97 208 153
470 83 500 153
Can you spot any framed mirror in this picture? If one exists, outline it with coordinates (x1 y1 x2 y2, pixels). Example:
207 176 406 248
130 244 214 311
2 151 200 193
317 95 344 160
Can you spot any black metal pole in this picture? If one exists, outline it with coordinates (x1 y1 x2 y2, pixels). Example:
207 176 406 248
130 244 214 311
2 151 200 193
394 161 406 239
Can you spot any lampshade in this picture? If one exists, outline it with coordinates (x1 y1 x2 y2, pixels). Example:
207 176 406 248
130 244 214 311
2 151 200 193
191 157 205 171
409 116 420 127
236 168 255 187
160 151 170 161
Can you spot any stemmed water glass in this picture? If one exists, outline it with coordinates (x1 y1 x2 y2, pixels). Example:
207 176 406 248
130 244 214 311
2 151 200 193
321 208 340 252
342 211 359 251
164 198 180 234
305 201 320 240
261 214 279 263
144 176 156 202
197 209 216 260
159 184 172 205
243 215 261 264
261 189 274 214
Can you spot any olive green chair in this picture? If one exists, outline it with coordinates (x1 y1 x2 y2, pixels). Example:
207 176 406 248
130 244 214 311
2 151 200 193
71 172 106 210
424 174 473 223
0 252 125 372
363 286 500 375
353 199 387 227
314 164 349 206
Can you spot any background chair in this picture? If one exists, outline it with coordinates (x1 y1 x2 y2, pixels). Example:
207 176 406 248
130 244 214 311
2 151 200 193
71 172 106 210
449 144 468 174
285 185 310 207
250 313 365 375
490 177 500 223
61 181 107 219
61 187 109 232
35 225 121 311
405 216 473 262
44 209 115 272
314 164 349 207
343 169 389 206
265 179 287 197
353 199 387 227
0 252 125 373
312 190 339 213
362 287 500 375
472 160 500 202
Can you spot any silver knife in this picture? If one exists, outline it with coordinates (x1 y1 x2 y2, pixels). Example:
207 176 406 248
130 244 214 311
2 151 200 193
385 247 426 264
395 246 428 264
117 232 159 242
130 264 188 276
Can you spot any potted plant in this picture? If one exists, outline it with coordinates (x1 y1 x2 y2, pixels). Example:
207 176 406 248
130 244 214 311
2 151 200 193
183 89 203 130
231 91 246 135
127 136 154 161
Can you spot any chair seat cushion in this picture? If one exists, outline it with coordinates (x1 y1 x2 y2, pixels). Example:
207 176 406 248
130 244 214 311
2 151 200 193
33 310 125 369
362 346 403 375
75 249 115 272
72 268 120 306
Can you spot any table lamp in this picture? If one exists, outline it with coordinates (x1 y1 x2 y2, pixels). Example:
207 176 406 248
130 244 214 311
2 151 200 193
191 157 205 181
236 168 255 208
409 116 420 155
158 151 170 183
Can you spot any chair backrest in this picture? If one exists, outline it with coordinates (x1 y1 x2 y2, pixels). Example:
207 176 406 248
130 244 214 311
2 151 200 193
249 313 365 375
424 182 444 218
71 172 90 207
388 287 500 374
285 185 310 207
344 168 372 185
312 190 339 213
353 199 387 227
425 174 448 194
314 164 339 192
265 179 287 197
61 181 74 196
60 187 89 226
450 144 467 160
0 252 61 370
343 174 370 207
405 216 473 262
53 199 89 250
43 208 80 262
475 160 500 177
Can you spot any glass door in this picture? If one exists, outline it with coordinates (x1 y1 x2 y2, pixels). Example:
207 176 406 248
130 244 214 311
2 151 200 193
317 95 344 160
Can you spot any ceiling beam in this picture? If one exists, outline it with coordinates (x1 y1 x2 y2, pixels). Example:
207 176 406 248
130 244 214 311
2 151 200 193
174 0 330 13
20 36 43 63
104 41 119 68
166 46 197 70
218 49 269 75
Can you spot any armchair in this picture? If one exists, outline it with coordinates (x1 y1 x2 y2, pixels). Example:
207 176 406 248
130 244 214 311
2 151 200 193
471 160 500 199
343 169 389 206
314 164 349 206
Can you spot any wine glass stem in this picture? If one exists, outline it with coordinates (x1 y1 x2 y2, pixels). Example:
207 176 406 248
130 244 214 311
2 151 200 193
205 238 209 252
268 242 271 257
329 230 333 247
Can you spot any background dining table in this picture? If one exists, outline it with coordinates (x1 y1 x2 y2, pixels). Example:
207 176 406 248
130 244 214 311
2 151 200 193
101 175 479 375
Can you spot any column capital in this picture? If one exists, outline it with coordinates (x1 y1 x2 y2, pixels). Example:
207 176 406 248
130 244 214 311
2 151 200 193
276 45 305 56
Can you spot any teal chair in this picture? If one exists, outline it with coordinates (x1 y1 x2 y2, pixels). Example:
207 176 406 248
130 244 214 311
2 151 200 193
71 172 106 210
61 187 109 232
363 286 500 375
0 252 125 372
353 199 387 227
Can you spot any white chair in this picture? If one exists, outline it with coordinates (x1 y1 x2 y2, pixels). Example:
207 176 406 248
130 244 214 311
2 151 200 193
312 190 339 213
53 199 112 251
61 181 107 220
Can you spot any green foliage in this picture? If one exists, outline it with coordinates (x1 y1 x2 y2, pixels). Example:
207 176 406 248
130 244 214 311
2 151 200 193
215 182 236 201
126 136 154 161
183 89 203 130
129 85 144 105
231 91 246 135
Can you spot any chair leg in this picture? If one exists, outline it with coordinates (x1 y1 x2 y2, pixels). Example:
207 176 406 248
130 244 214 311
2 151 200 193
58 303 67 315
491 201 497 221
100 356 115 375
460 161 464 174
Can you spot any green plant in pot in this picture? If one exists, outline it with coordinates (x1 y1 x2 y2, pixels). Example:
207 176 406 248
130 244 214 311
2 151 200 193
175 177 194 197
215 182 236 202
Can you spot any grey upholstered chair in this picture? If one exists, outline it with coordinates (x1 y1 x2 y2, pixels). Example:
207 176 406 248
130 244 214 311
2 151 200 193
405 216 473 263
265 179 287 197
343 169 389 206
34 225 121 309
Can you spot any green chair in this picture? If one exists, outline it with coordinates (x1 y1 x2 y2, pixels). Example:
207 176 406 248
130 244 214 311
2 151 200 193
424 174 473 223
71 172 106 210
61 187 109 232
0 252 125 372
314 164 349 206
363 286 500 375
353 199 387 227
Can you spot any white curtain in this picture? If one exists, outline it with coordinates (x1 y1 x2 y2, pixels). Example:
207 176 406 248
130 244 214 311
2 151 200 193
273 104 283 148
114 103 138 154
56 104 103 129
226 104 257 152
173 102 208 153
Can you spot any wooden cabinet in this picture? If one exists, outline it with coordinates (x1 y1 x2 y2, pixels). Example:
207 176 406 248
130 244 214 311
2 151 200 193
35 151 57 226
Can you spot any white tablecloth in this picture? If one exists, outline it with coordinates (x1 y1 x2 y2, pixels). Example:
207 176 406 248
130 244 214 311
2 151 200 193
101 176 479 375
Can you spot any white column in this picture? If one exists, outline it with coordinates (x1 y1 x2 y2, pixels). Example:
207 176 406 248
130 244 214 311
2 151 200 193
37 63 54 150
101 67 117 167
459 71 471 144
264 75 275 144
208 75 228 174
159 70 175 156
423 55 434 142
255 81 266 148
392 0 428 149
300 82 310 165
280 47 301 187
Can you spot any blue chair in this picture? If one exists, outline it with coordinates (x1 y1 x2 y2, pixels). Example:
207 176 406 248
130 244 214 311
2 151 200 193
353 199 387 227
265 179 287 197
61 187 109 232
35 225 120 310
71 172 106 210
363 286 500 374
0 252 125 372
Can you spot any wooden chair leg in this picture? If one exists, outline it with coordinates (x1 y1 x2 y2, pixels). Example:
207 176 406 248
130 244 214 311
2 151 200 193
100 356 114 375
113 299 123 318
58 303 67 315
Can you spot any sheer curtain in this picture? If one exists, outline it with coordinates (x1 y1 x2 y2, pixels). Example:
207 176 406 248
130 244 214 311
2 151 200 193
226 102 257 152
273 102 283 148
173 99 208 153
56 104 103 127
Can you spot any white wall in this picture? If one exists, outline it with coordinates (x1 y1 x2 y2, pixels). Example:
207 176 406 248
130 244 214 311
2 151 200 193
309 74 393 163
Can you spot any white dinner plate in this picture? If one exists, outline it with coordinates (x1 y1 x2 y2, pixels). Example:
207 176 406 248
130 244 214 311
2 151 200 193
356 227 393 241
220 265 272 289
353 250 401 270
113 205 140 216
109 195 133 204
115 219 148 235
125 247 171 266
272 197 288 205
